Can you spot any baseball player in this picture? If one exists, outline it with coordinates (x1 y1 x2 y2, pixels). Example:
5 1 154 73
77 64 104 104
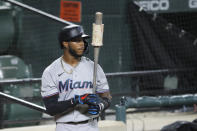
41 25 111 131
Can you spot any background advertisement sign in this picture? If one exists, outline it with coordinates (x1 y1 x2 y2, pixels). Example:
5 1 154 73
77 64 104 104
60 0 81 22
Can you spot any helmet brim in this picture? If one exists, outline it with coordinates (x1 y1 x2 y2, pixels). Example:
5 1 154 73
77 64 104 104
82 34 90 39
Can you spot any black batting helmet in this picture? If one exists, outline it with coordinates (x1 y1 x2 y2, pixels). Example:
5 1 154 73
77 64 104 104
58 25 90 53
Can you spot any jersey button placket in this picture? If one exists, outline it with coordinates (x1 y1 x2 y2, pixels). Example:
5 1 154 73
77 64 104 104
72 71 76 121
72 70 79 94
73 71 77 78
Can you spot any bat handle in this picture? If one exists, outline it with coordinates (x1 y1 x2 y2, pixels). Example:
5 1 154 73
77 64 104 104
93 47 100 93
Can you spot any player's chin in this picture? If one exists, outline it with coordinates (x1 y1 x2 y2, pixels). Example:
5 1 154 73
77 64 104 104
75 52 84 57
77 50 84 55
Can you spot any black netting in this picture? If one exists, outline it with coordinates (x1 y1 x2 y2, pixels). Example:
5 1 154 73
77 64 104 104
128 2 197 96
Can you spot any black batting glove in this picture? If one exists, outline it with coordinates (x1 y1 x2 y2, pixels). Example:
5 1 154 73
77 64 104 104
85 94 106 115
86 94 102 105
88 105 101 115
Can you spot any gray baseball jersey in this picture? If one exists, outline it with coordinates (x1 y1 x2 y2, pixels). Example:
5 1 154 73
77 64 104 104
41 56 109 122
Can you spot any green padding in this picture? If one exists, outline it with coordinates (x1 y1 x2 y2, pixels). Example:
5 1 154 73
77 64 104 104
0 9 15 52
0 55 42 128
116 94 197 123
2 83 42 128
125 94 197 108
0 55 32 79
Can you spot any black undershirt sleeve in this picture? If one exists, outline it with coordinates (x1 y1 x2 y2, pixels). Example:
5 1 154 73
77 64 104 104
43 94 76 116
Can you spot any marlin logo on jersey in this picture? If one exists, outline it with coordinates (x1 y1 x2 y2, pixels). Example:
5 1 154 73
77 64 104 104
58 79 93 93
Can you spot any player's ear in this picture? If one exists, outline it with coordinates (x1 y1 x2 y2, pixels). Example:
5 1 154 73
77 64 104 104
62 42 68 48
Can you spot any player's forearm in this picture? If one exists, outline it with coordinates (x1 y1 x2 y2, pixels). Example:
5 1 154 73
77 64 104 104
98 92 112 110
43 95 76 116
100 97 111 110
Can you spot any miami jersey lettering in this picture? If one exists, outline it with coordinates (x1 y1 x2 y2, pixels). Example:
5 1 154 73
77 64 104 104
58 79 93 93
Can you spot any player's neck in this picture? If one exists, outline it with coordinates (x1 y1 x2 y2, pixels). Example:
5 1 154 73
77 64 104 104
62 52 81 67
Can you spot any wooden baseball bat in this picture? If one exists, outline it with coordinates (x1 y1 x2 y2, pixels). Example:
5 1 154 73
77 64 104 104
74 12 104 114
92 12 104 93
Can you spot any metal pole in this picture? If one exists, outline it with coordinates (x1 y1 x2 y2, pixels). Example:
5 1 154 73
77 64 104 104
0 78 41 85
105 68 195 78
2 0 76 25
0 92 47 113
0 68 194 85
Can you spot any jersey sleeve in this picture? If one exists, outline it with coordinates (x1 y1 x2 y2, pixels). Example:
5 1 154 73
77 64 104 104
96 65 110 93
41 69 59 98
